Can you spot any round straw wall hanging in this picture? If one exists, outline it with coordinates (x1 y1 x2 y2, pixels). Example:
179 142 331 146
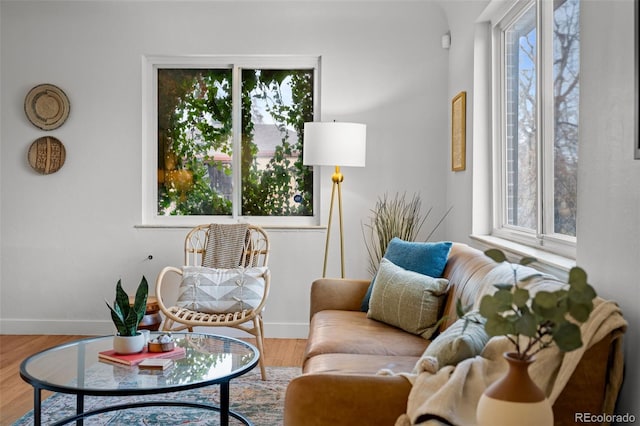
27 136 66 174
24 84 70 130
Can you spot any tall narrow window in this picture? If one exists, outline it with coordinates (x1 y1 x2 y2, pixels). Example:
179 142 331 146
552 0 580 237
495 0 580 255
144 57 318 225
505 5 538 232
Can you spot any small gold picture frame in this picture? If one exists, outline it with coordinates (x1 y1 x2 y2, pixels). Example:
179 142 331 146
451 91 466 171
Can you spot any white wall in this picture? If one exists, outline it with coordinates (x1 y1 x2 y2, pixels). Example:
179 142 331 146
441 0 640 417
577 0 639 417
439 0 488 244
0 1 450 337
0 1 3 318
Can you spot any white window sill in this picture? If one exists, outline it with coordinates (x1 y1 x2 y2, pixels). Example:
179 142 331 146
469 234 576 281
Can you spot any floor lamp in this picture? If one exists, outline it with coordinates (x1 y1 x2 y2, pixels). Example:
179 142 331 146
303 122 367 278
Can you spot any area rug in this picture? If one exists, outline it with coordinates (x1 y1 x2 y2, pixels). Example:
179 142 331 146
13 366 300 425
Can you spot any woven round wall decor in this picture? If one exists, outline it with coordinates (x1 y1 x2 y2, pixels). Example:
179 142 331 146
27 136 66 174
24 84 70 130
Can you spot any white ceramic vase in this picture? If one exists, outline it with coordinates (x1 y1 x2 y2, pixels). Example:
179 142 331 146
476 352 553 426
113 332 146 354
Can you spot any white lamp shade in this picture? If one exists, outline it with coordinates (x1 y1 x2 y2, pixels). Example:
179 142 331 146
303 122 366 167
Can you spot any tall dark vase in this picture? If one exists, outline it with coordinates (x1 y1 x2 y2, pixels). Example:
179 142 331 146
476 352 553 426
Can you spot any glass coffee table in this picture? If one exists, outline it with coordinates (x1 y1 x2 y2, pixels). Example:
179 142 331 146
20 332 259 426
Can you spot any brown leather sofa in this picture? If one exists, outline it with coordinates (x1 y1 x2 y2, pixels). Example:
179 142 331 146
283 243 626 426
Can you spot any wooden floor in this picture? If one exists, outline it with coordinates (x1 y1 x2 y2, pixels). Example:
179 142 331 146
0 335 306 425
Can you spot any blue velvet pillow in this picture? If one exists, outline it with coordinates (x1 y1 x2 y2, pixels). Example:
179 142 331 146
361 238 452 311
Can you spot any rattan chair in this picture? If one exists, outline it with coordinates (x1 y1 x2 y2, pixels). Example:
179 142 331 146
155 224 270 380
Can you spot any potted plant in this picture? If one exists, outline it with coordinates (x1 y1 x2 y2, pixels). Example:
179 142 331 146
105 276 149 354
475 249 597 426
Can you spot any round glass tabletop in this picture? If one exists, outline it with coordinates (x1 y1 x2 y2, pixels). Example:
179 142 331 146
20 332 259 396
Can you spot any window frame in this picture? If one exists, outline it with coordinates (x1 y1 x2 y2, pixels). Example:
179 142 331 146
490 0 578 259
141 55 321 227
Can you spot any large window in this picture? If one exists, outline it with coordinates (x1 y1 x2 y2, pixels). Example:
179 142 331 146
494 0 580 256
143 56 319 226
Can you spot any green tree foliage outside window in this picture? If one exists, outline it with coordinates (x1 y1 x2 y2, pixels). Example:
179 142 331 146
157 67 314 217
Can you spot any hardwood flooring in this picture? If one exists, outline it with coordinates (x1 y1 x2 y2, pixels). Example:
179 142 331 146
0 335 306 425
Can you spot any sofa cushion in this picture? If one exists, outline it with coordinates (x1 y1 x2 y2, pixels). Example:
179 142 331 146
304 310 429 362
361 238 452 311
367 258 449 339
304 353 421 376
415 311 489 371
177 265 267 314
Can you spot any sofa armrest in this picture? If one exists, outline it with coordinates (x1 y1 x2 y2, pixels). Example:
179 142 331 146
310 278 371 319
553 331 624 425
284 373 411 426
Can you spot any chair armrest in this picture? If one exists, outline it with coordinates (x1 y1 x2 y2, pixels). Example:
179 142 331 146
284 373 411 426
309 278 371 319
155 266 182 314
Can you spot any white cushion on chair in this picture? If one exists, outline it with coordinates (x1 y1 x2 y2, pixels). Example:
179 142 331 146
177 266 268 314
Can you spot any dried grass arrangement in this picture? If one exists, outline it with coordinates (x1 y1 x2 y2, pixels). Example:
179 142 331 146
362 192 452 277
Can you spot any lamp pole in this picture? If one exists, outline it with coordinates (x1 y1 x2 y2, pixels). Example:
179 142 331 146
323 165 345 278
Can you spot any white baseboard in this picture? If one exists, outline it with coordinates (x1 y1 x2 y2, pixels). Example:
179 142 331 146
0 319 309 339
0 319 114 335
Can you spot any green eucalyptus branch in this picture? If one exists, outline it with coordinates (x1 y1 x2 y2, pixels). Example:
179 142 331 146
478 249 597 360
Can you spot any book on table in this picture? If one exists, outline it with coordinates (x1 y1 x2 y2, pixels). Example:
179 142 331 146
98 346 186 367
138 358 174 370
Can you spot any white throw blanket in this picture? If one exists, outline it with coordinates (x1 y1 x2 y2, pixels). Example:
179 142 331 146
395 298 627 426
